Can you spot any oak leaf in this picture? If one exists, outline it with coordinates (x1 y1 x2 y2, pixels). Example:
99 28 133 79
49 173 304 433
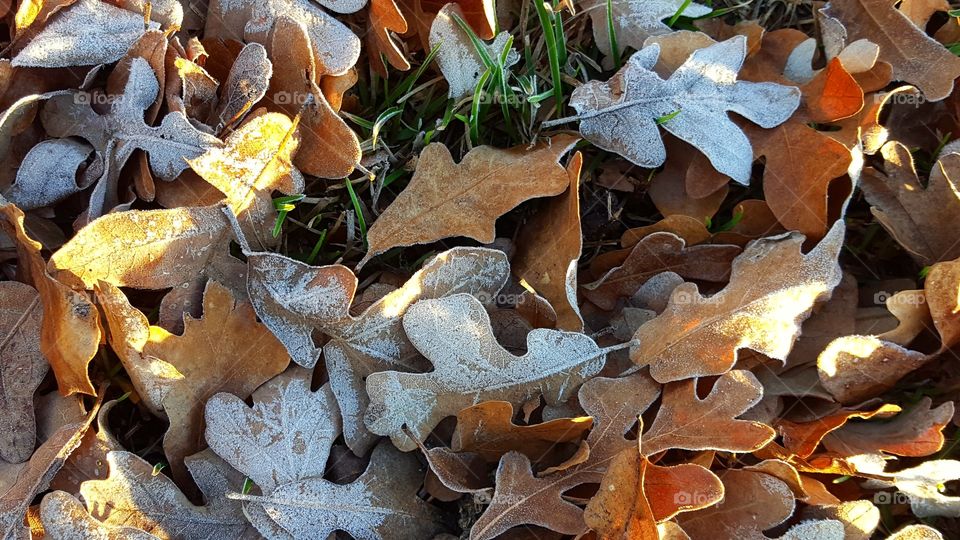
583 447 659 540
0 282 48 463
361 134 579 266
817 336 929 404
366 0 410 75
211 43 273 131
2 138 96 210
365 293 609 450
778 404 901 458
630 221 845 383
512 152 584 331
48 205 230 290
822 398 954 457
863 460 960 518
860 142 960 265
39 491 160 539
821 0 960 100
925 257 960 349
583 0 710 57
557 36 800 184
0 202 100 396
77 450 256 539
677 469 796 539
247 246 508 454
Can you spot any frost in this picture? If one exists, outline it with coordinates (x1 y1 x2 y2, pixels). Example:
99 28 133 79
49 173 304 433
4 138 95 210
582 0 711 56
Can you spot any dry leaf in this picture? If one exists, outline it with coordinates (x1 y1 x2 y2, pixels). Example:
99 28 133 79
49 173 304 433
642 370 776 455
817 336 929 404
0 281 48 463
512 152 584 331
583 0 710 57
3 138 96 210
860 142 960 265
863 460 960 518
677 469 795 539
583 447 659 540
925 256 960 349
39 490 160 539
361 134 579 266
366 0 410 74
821 0 960 100
777 404 901 458
822 398 954 457
365 293 608 450
558 36 800 184
212 43 273 130
48 205 230 290
631 221 844 382
78 450 256 539
0 202 100 396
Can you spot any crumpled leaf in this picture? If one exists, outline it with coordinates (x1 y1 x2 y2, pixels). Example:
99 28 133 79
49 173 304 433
39 490 160 540
860 141 960 265
561 36 800 184
471 374 661 539
11 0 151 68
266 16 360 180
864 460 960 518
429 3 519 100
512 152 584 331
821 0 960 100
362 134 578 265
48 205 230 290
188 113 302 249
247 246 508 454
0 282 48 463
2 138 95 210
212 43 273 130
583 0 710 57
204 0 362 76
583 232 741 311
817 336 929 404
366 293 608 450
146 281 290 484
822 398 954 457
678 469 796 539
631 221 845 383
642 370 776 455
366 0 410 75
204 369 444 538
0 202 100 396
78 450 257 539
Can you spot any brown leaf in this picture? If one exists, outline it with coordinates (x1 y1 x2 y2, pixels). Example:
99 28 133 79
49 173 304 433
583 447 659 540
48 205 230 290
513 152 584 331
148 281 290 484
778 403 900 458
631 221 845 382
0 201 100 396
924 256 960 349
677 469 795 540
821 0 960 100
822 397 954 457
860 142 960 265
583 232 740 311
452 401 593 462
645 459 724 521
367 0 410 75
266 17 361 179
471 374 661 539
817 336 930 404
361 134 579 266
0 281 47 463
642 370 776 455
188 113 301 249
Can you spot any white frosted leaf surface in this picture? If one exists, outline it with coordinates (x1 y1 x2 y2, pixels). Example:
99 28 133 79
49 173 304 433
864 460 960 518
40 490 161 540
237 442 443 540
214 43 273 129
12 0 150 68
4 139 94 210
365 293 606 451
567 36 800 184
631 220 845 383
582 0 711 56
204 371 341 493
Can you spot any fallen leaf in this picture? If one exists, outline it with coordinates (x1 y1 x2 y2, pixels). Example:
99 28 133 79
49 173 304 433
362 134 579 266
583 0 711 57
2 138 96 210
631 221 845 383
365 293 609 450
923 254 960 349
778 404 901 458
211 43 273 130
366 0 410 75
558 36 800 184
817 336 929 404
0 281 48 463
40 490 160 539
864 460 960 518
677 469 796 539
512 152 584 331
583 447 659 540
822 398 954 457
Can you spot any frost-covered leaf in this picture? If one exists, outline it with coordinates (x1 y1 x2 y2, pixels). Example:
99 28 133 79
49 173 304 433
0 282 48 464
213 43 272 130
204 370 340 493
12 0 151 68
560 36 800 184
188 113 302 249
362 135 579 266
205 0 362 76
678 469 796 539
39 491 160 540
630 221 845 383
79 450 257 539
48 205 230 290
864 460 960 518
365 293 608 451
247 246 508 454
822 398 954 458
582 0 711 56
429 3 518 100
3 138 94 210
817 336 930 404
366 0 409 74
